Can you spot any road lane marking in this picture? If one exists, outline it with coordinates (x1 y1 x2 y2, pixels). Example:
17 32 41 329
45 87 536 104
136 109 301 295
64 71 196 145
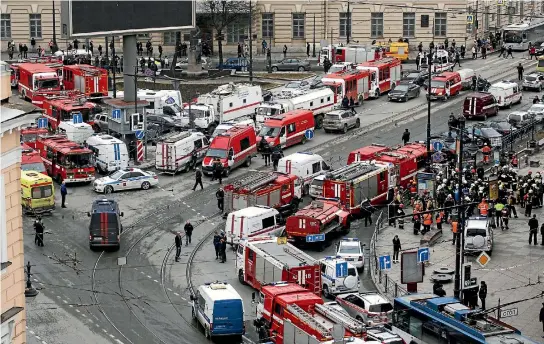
35 336 41 340
181 297 186 301
140 271 145 274
69 305 74 308
42 341 47 344
109 334 115 339
62 300 68 304
81 314 86 317
153 279 158 283
115 339 124 344
29 331 35 335
75 309 80 313
147 275 151 278
167 288 172 291
103 329 108 333
173 292 179 296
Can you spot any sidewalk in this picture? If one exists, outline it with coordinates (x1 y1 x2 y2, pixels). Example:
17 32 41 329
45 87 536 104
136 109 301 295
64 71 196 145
371 151 544 342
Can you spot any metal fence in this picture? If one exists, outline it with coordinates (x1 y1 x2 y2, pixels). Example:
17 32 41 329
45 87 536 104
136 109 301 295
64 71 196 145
369 210 409 301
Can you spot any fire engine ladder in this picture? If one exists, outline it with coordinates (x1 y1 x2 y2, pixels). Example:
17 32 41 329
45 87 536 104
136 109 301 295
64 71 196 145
314 303 365 335
232 172 278 192
286 304 331 338
78 66 101 76
328 163 378 181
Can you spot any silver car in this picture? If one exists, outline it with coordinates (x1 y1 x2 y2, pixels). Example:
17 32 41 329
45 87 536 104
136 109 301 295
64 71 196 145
323 109 360 134
522 73 544 91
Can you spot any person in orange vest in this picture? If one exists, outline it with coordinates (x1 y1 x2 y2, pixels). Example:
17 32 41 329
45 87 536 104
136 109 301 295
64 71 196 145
451 216 459 245
436 211 445 230
478 198 489 216
422 212 433 234
481 143 491 164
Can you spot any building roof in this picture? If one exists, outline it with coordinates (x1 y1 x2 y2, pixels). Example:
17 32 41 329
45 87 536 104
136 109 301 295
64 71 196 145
1 100 42 135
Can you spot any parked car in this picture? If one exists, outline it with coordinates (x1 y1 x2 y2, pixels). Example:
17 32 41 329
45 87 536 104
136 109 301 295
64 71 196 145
283 80 310 91
401 69 429 86
216 57 248 71
507 111 536 128
147 114 184 134
486 120 516 136
271 58 311 72
323 109 361 133
535 41 544 56
528 103 544 119
309 75 325 89
387 82 421 102
174 56 209 70
93 113 109 132
467 125 503 147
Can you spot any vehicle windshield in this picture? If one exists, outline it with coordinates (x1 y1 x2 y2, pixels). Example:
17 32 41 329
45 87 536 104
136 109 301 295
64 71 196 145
62 153 92 168
509 114 522 122
256 107 281 117
329 65 347 73
21 162 47 173
369 303 393 313
525 76 537 81
338 245 360 254
259 125 281 137
406 72 421 79
325 114 340 120
430 81 445 88
480 128 500 137
31 185 53 199
60 109 91 122
394 85 409 92
21 133 38 142
109 170 125 180
36 78 59 89
212 128 229 137
487 86 502 94
467 228 487 236
530 105 544 112
285 82 301 89
503 30 523 44
206 148 227 159
181 109 207 118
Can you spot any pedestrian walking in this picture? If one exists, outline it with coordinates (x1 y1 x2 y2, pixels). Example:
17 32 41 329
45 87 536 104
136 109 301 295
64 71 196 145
539 303 544 334
392 235 401 263
262 39 267 54
471 46 477 59
213 231 221 259
271 149 282 171
158 45 163 59
529 45 536 60
175 232 182 262
216 188 225 212
60 181 67 208
517 63 524 81
451 216 459 245
184 221 193 246
526 191 533 217
506 46 514 58
283 45 287 59
529 214 539 245
306 43 310 57
192 168 204 191
212 158 224 184
453 51 461 67
263 142 271 167
499 44 505 58
422 212 432 234
435 210 444 230
34 217 44 247
401 129 410 145
479 281 487 310
501 206 510 230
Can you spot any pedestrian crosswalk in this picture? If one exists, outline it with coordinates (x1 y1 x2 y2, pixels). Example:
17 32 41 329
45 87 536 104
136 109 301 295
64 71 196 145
459 53 539 72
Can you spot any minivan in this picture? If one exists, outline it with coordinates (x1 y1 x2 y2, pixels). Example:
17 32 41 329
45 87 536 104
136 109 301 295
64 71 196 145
87 198 124 250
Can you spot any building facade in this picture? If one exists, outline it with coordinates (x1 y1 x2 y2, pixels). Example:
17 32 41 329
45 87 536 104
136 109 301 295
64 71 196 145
467 0 544 34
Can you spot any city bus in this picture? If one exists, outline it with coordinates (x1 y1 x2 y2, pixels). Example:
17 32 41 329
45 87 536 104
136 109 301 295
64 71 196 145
502 17 544 51
391 294 539 343
537 56 544 73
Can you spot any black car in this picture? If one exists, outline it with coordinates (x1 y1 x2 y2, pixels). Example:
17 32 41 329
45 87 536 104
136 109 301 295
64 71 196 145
388 83 421 102
87 199 124 250
147 114 184 134
486 120 516 136
401 69 429 86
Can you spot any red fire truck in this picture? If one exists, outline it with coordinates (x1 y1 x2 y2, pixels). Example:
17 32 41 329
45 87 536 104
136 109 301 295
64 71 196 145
62 65 108 99
356 57 403 98
17 63 62 105
373 143 427 188
21 144 47 175
236 237 322 295
35 135 96 184
255 282 367 344
347 143 390 164
321 162 392 212
285 200 351 249
223 171 302 218
321 69 371 105
318 45 382 65
41 96 98 130
20 127 49 149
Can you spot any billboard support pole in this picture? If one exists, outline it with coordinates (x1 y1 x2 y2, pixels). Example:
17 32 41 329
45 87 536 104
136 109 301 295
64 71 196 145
52 0 58 52
454 116 466 300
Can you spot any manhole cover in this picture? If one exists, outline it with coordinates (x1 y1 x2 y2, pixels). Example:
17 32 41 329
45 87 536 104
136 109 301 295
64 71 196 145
431 274 453 282
434 267 455 275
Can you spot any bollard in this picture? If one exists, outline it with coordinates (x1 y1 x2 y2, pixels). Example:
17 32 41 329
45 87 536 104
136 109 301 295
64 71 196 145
25 261 39 297
384 275 388 293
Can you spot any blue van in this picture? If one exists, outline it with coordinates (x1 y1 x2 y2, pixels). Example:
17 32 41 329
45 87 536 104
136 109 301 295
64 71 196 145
191 282 244 338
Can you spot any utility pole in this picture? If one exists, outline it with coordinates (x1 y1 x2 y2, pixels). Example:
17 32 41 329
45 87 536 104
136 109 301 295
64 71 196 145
312 13 316 57
105 36 109 62
111 35 116 99
475 0 479 38
51 1 58 52
453 116 466 300
426 42 434 168
248 0 253 84
346 1 351 44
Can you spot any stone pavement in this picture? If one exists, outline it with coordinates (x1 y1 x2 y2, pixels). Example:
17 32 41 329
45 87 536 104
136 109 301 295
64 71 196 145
372 151 544 342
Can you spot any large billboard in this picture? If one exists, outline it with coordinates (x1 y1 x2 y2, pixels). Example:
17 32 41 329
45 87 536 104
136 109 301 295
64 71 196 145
61 0 195 38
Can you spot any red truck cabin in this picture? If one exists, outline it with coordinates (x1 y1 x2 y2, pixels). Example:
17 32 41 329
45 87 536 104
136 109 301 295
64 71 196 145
42 96 97 130
347 144 390 164
428 71 462 101
21 128 49 149
356 57 402 97
321 69 371 104
259 110 315 150
285 200 350 237
21 144 47 175
463 92 499 119
260 283 322 321
395 143 428 170
17 63 61 105
62 65 108 98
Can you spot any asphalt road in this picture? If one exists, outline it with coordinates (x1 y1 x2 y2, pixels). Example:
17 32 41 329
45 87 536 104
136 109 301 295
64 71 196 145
24 51 542 344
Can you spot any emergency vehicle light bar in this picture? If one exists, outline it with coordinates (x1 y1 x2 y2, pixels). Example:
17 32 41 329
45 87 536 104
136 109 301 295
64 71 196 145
324 256 342 260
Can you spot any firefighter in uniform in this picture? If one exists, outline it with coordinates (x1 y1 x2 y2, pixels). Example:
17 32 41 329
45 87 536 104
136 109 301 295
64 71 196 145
436 210 444 230
422 212 433 234
478 198 489 216
481 143 491 164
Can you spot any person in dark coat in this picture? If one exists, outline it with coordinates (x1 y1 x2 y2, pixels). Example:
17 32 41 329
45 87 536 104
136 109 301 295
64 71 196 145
539 303 544 332
175 232 182 262
192 168 204 191
213 231 221 259
306 43 310 57
219 234 227 263
392 235 401 263
34 218 44 247
529 214 539 245
212 158 223 184
184 221 193 246
216 188 225 212
271 149 282 171
60 181 67 208
478 281 487 310
402 129 410 145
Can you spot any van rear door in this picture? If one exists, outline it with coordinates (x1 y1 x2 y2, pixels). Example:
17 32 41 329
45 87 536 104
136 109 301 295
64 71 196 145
89 213 120 245
212 299 244 335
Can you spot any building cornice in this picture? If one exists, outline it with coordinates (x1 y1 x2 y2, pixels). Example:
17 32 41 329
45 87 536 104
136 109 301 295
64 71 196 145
0 146 21 170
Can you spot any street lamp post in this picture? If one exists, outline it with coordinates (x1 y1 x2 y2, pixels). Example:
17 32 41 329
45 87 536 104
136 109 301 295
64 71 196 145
453 115 466 300
312 14 316 58
51 0 58 52
248 0 253 84
426 43 434 168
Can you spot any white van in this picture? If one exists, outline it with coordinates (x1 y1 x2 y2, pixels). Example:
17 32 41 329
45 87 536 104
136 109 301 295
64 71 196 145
488 80 522 108
456 68 475 90
190 282 244 338
464 216 493 255
85 134 129 174
319 256 360 299
225 206 283 247
277 152 330 195
155 131 209 173
58 121 94 144
113 89 183 117
211 119 255 138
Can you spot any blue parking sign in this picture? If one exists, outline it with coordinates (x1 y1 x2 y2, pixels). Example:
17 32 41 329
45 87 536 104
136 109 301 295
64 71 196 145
305 129 314 140
336 262 348 278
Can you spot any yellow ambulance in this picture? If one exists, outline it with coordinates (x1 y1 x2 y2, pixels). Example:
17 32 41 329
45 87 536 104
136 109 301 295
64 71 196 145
20 171 55 214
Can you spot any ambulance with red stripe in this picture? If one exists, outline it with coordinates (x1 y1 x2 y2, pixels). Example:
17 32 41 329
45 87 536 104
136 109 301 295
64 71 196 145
155 131 209 174
87 198 124 250
487 80 523 108
426 71 462 101
356 57 402 98
258 110 315 151
278 152 331 195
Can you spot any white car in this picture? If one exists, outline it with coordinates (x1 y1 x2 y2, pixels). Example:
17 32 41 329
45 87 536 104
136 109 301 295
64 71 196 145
336 292 393 326
522 73 544 91
336 238 365 270
93 168 158 194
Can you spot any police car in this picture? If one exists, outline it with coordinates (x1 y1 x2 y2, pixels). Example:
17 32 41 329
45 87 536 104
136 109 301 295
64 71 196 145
319 256 360 299
336 238 365 270
93 168 158 194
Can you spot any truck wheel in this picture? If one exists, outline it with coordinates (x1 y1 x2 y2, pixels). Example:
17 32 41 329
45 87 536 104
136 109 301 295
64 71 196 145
322 285 332 299
315 115 324 129
238 270 246 285
104 186 114 194
244 157 252 167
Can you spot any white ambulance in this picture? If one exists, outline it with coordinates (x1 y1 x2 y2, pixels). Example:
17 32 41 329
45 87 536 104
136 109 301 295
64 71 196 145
113 89 183 116
487 80 523 108
155 131 209 174
58 121 95 144
277 152 331 195
85 134 129 174
224 206 283 247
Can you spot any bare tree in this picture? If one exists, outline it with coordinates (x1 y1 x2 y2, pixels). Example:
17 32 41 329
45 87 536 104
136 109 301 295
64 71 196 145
199 0 255 69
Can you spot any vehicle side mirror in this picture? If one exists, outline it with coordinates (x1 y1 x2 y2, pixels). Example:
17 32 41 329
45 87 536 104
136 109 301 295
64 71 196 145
87 212 91 217
120 212 124 217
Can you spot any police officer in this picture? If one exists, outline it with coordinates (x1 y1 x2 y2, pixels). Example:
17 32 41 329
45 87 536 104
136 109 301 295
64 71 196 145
213 231 221 259
517 63 524 81
174 232 182 262
479 281 488 310
184 221 193 246
216 188 225 212
34 217 44 247
192 168 203 191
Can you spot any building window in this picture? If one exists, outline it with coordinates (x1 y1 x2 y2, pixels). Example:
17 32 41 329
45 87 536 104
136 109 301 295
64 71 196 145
163 32 180 46
370 12 383 38
226 21 247 43
262 13 274 38
434 12 447 37
292 13 305 39
484 6 490 30
339 12 352 38
1 320 15 343
29 13 42 38
137 33 150 39
403 12 415 37
1 14 11 39
0 174 7 271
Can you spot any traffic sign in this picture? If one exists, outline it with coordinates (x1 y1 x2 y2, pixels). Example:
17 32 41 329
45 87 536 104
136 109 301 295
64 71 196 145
379 255 391 270
306 234 325 242
466 15 474 24
417 247 430 263
37 117 48 128
500 308 518 318
432 141 444 151
135 130 145 139
112 108 121 120
276 237 287 245
305 129 314 140
432 152 444 163
497 0 505 5
476 251 491 267
335 262 348 278
72 113 83 124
